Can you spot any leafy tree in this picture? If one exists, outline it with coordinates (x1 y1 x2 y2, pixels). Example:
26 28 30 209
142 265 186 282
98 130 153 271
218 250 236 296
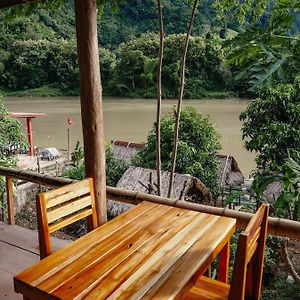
0 96 27 193
224 0 300 91
133 106 221 198
111 33 231 98
0 38 115 92
0 96 27 161
240 76 300 174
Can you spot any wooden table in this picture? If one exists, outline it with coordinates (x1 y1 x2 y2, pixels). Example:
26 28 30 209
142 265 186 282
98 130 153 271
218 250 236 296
14 202 236 300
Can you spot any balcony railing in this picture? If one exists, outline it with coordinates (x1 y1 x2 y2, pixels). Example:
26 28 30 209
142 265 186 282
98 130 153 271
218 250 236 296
0 166 299 241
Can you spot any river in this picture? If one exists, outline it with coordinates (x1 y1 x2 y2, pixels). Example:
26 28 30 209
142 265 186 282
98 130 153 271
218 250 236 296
4 97 256 177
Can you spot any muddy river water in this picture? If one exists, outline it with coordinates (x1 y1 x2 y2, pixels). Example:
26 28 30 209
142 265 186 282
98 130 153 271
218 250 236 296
4 97 256 177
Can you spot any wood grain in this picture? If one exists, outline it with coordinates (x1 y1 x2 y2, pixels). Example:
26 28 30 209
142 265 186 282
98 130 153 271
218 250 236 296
75 0 107 225
183 204 269 300
36 178 98 259
14 203 237 300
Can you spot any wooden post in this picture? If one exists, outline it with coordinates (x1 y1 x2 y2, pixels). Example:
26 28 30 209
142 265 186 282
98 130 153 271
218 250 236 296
26 117 34 156
6 176 15 225
74 0 107 224
67 127 71 163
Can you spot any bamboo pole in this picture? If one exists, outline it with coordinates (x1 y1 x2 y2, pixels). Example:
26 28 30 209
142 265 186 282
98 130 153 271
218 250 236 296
106 186 300 241
0 166 74 187
5 176 15 225
155 0 164 196
167 0 199 197
0 166 299 240
75 0 107 225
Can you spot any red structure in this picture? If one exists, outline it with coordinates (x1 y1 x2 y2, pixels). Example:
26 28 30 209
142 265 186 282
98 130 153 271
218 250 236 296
10 113 45 156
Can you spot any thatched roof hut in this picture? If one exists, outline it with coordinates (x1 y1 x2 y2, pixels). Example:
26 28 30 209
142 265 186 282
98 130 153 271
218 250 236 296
111 141 245 187
111 140 143 161
217 154 244 186
117 166 212 204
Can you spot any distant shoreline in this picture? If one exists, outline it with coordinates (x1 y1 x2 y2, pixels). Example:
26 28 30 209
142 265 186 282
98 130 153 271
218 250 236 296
0 85 238 100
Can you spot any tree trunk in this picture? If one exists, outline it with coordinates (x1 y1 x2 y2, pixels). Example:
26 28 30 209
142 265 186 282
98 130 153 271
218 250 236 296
75 0 107 225
167 0 199 198
156 0 164 196
281 239 300 285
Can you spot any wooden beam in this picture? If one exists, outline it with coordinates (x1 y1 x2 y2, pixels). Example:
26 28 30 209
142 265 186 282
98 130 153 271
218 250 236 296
0 166 74 187
106 186 300 241
5 176 15 225
0 0 40 9
74 0 107 225
0 166 299 240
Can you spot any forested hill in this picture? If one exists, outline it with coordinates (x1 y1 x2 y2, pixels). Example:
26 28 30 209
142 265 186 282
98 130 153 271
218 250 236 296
1 0 298 98
100 0 217 48
0 0 217 49
0 0 231 98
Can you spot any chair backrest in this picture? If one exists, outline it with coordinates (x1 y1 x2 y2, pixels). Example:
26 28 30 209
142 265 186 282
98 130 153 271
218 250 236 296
36 178 98 259
229 203 269 300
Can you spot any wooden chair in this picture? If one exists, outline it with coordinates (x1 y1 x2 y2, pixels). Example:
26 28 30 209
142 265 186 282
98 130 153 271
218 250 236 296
184 203 269 300
36 178 98 259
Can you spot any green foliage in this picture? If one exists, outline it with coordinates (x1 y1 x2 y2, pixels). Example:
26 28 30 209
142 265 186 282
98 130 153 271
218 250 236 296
240 77 300 173
224 0 300 91
70 141 84 166
0 38 115 92
64 144 129 187
0 95 27 194
110 33 232 98
253 150 300 221
63 163 85 181
105 145 129 187
0 96 27 158
133 106 221 197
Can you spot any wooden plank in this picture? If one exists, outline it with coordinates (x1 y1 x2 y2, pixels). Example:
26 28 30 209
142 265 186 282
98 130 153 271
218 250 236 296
14 202 157 284
36 193 52 259
144 217 236 299
54 209 203 299
47 195 92 223
39 206 188 297
44 179 91 207
87 178 98 230
49 208 93 233
6 176 15 225
183 276 230 300
0 222 69 255
106 214 219 300
244 207 264 240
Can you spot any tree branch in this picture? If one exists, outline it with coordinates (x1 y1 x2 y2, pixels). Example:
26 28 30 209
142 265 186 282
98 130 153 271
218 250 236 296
167 0 199 198
281 239 300 286
155 0 164 196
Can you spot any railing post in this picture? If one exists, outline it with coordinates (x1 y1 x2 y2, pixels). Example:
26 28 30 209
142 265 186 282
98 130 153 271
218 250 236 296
6 176 15 225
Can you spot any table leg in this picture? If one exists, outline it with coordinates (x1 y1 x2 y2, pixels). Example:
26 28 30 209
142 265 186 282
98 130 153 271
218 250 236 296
218 241 230 283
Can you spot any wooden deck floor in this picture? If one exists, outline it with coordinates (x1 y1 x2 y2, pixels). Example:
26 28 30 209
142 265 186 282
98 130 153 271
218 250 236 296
0 222 70 299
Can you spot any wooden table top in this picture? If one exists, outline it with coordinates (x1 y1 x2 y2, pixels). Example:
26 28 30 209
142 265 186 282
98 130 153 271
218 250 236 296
14 202 236 300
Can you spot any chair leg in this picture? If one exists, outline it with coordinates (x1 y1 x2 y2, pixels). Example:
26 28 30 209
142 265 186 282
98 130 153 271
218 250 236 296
218 241 230 283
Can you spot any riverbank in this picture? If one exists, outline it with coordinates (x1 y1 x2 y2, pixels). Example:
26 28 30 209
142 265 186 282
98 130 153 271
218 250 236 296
4 96 255 177
0 85 237 99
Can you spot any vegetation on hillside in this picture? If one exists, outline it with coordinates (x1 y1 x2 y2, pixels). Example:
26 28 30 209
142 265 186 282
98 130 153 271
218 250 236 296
0 0 235 98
